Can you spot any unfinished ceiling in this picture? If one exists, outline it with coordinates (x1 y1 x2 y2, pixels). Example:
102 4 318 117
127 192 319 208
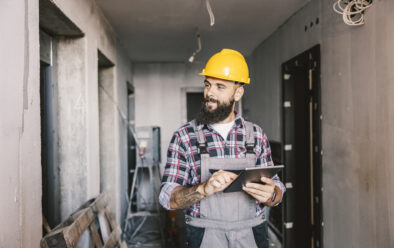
96 0 310 62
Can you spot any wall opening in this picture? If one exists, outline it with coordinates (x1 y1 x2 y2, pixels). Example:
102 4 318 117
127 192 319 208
40 30 61 232
186 92 204 122
281 44 323 248
39 0 86 225
127 83 137 200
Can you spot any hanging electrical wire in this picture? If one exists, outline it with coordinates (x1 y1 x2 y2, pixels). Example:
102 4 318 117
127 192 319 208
333 0 373 26
188 27 202 63
205 0 215 26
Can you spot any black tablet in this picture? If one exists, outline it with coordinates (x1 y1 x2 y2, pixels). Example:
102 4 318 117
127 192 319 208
223 165 284 193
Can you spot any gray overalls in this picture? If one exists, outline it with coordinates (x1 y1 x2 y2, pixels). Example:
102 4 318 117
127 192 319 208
186 121 268 248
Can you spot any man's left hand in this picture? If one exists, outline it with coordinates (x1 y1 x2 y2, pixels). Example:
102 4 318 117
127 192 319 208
242 177 277 207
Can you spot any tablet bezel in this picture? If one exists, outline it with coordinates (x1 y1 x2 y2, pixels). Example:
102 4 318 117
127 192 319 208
223 165 284 193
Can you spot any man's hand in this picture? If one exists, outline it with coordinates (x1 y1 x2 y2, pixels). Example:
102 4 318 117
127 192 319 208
169 170 237 209
202 170 238 196
242 177 281 207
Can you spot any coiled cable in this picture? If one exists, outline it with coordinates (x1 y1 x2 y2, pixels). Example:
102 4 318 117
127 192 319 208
333 0 373 26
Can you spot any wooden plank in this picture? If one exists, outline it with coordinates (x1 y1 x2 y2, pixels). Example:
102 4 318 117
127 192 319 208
63 208 95 246
43 216 52 233
90 193 109 213
98 210 111 243
40 227 69 247
40 193 122 248
103 207 116 230
103 227 122 248
89 222 103 248
42 208 95 247
120 241 128 248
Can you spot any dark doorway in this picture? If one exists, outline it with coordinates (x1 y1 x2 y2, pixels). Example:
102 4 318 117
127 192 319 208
282 45 323 248
127 84 137 205
186 92 204 121
40 30 61 231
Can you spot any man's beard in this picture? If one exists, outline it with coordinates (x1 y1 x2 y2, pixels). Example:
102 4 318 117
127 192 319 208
195 97 235 125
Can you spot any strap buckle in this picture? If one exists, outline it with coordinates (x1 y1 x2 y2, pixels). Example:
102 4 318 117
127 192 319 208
198 142 209 154
246 143 255 154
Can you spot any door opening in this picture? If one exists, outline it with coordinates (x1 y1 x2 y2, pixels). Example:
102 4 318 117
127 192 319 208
40 30 61 232
282 45 323 248
187 92 204 122
127 83 137 209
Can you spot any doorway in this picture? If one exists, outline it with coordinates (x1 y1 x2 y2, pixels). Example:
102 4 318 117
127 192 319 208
127 83 137 207
40 30 61 232
187 92 204 122
281 45 323 248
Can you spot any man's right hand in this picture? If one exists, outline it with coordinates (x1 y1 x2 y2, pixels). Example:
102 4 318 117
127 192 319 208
199 170 238 196
169 170 238 209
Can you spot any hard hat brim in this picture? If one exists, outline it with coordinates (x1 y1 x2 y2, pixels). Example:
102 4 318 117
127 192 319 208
199 71 250 84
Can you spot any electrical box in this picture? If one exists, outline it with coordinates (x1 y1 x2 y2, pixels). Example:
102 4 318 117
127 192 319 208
135 126 161 167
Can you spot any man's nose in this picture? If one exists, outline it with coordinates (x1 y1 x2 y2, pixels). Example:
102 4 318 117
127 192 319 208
205 87 215 99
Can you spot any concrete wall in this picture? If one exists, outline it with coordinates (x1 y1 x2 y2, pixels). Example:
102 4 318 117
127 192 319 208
0 0 41 246
245 0 394 246
0 0 133 245
133 63 204 172
244 0 322 141
49 0 133 225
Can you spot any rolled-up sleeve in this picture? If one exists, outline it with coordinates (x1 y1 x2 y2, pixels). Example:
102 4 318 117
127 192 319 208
256 127 286 204
159 131 190 210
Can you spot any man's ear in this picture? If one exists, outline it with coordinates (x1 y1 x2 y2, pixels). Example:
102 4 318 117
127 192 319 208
234 85 244 102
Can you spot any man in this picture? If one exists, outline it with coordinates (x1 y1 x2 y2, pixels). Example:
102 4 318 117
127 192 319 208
159 49 286 248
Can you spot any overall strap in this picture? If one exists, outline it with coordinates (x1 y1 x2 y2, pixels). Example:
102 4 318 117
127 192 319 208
244 121 255 154
191 120 208 154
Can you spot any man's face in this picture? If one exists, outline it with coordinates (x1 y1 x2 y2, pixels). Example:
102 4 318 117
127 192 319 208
203 77 240 111
195 77 244 124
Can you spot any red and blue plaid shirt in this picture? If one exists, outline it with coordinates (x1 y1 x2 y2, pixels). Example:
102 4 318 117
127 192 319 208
159 114 286 217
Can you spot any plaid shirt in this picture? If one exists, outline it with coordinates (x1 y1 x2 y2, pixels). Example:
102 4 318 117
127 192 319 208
159 114 286 217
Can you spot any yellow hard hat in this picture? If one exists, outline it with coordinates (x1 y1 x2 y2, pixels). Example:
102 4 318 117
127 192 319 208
199 49 250 84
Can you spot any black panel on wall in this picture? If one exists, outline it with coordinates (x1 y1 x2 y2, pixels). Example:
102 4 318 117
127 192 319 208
281 44 323 248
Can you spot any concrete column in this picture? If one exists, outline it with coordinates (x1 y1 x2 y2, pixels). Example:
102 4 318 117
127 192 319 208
56 37 89 219
0 0 41 246
99 65 121 221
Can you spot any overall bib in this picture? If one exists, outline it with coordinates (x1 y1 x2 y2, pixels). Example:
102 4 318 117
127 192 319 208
186 121 268 248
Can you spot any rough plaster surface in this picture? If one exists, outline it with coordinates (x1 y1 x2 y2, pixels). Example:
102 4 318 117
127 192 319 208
321 0 394 246
0 0 41 246
245 0 394 246
244 0 322 141
52 0 133 225
98 67 119 221
0 0 133 245
133 63 204 173
56 37 89 219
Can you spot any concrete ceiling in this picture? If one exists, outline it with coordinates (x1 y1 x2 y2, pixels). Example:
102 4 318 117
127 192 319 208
96 0 310 63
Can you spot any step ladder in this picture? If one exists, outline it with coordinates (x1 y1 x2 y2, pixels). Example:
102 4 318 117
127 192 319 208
123 125 164 247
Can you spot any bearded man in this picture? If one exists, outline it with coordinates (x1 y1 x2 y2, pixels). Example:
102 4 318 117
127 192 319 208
159 49 286 248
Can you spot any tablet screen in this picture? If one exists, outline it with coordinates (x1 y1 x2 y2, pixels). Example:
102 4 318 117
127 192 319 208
223 165 284 193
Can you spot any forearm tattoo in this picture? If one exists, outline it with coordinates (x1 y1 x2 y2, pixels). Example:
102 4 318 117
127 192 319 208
170 185 205 209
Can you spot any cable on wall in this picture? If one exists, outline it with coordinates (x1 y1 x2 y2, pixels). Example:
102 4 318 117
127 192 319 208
333 0 373 26
205 0 215 26
188 27 202 63
98 83 143 152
